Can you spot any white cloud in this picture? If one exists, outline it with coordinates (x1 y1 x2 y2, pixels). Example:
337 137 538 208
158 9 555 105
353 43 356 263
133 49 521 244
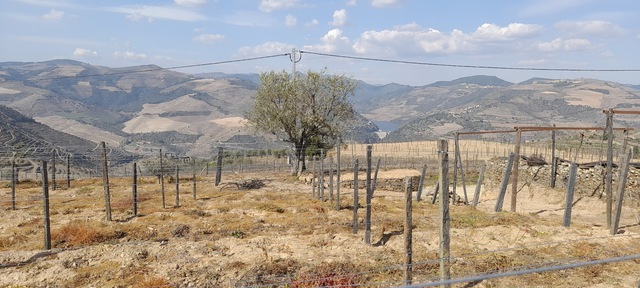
174 0 207 7
346 0 357 6
237 41 294 56
72 48 98 58
303 28 350 53
42 9 64 20
555 20 625 37
305 19 319 27
329 9 347 26
192 33 225 43
259 0 299 12
537 38 592 52
114 51 148 60
285 14 297 26
352 22 545 56
109 5 207 22
371 0 403 8
473 23 543 41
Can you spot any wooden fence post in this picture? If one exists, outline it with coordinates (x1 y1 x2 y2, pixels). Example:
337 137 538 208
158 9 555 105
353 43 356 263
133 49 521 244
101 141 112 222
563 162 578 227
416 164 427 201
215 147 223 186
438 139 450 286
365 145 372 245
336 141 341 211
192 158 196 200
42 160 51 250
550 126 556 184
431 182 440 205
320 149 325 202
11 161 16 210
472 162 486 208
612 148 632 235
495 153 515 212
160 149 165 209
452 133 459 205
353 159 359 234
371 158 381 197
175 164 180 208
312 156 317 198
133 162 138 217
404 176 413 285
605 109 614 228
329 158 334 204
66 155 71 189
51 151 56 191
511 128 522 212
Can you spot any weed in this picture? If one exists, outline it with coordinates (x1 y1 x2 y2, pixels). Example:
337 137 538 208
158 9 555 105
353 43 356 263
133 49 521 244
231 230 246 239
258 203 285 213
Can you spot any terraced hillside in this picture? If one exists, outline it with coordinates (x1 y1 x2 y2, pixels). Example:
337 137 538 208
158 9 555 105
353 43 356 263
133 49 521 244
0 105 132 176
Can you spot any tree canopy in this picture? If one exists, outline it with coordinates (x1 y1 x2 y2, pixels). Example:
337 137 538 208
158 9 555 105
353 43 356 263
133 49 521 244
246 69 357 175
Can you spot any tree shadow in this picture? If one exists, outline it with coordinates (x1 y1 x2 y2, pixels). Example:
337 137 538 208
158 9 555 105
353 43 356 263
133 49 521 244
373 230 403 247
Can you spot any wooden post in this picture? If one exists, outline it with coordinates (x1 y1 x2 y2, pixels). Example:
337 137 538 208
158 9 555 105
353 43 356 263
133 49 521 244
458 150 469 205
365 145 372 245
353 159 359 234
215 147 223 186
371 158 381 197
11 161 16 210
563 162 578 227
452 133 459 205
403 176 413 285
510 129 522 212
605 109 614 228
66 154 71 189
612 148 632 235
192 158 196 200
551 156 558 189
437 139 450 285
431 182 440 205
51 151 56 191
101 142 112 222
473 162 486 208
160 149 165 208
336 142 341 211
42 160 51 250
320 149 325 202
496 153 515 212
416 164 427 201
132 162 138 217
175 164 180 208
312 156 317 198
329 158 334 204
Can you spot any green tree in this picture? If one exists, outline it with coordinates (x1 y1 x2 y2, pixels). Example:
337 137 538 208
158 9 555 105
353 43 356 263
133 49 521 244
247 69 357 175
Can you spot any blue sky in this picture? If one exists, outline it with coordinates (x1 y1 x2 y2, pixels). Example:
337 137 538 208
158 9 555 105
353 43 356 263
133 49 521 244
1 0 640 85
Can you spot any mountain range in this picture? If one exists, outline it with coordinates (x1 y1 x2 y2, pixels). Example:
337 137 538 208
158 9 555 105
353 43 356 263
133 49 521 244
2 59 640 162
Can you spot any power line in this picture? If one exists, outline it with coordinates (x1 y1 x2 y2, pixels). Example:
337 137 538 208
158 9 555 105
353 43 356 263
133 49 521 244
31 53 290 81
299 50 640 72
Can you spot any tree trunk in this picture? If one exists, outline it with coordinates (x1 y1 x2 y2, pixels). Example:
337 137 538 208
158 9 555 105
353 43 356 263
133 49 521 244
291 146 307 176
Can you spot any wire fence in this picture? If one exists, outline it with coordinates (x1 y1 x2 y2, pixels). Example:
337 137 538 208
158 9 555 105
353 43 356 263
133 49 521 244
1 136 639 287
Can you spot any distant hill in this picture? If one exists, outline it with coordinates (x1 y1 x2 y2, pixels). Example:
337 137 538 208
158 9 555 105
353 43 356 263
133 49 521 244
0 60 380 158
427 75 513 87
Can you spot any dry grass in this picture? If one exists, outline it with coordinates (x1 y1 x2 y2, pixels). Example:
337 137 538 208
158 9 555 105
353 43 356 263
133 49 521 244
51 220 121 248
0 169 639 287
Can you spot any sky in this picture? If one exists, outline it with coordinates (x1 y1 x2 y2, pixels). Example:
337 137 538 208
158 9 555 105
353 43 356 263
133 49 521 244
2 0 640 86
